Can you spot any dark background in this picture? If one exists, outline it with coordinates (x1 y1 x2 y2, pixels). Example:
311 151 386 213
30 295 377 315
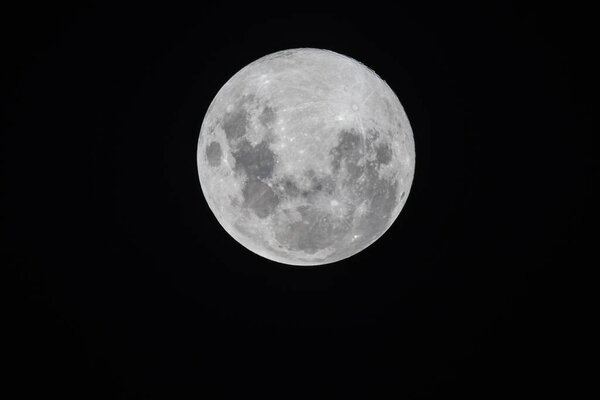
2 1 595 398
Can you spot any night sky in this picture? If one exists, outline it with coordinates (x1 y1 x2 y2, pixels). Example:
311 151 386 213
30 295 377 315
3 2 594 398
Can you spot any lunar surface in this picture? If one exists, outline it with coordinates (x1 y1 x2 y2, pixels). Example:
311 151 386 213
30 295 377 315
197 48 415 265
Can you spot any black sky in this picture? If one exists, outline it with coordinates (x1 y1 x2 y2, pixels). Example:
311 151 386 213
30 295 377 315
2 2 595 398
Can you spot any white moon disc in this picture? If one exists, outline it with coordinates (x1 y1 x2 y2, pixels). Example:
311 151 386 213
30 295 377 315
197 48 415 266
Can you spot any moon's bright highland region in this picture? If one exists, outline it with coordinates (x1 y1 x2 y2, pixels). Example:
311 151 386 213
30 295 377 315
197 48 415 265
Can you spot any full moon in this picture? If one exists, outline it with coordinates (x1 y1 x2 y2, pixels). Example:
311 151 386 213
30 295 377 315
197 48 415 266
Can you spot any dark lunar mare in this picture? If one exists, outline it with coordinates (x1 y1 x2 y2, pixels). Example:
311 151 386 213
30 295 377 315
205 142 222 167
375 142 392 165
329 128 399 249
220 100 281 220
221 106 249 141
300 170 336 199
233 138 280 219
232 139 276 180
274 176 300 198
259 106 277 127
220 95 255 141
330 130 366 183
242 178 280 218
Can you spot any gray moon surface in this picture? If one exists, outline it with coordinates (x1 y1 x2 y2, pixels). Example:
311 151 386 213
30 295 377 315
197 48 415 266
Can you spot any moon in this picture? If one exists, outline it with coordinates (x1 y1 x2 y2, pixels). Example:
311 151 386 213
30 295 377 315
197 48 415 266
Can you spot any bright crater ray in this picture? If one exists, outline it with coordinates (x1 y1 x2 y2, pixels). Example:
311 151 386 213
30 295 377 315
197 48 415 266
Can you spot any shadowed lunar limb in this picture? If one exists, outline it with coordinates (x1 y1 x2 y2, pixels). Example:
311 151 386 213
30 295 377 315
197 48 415 266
